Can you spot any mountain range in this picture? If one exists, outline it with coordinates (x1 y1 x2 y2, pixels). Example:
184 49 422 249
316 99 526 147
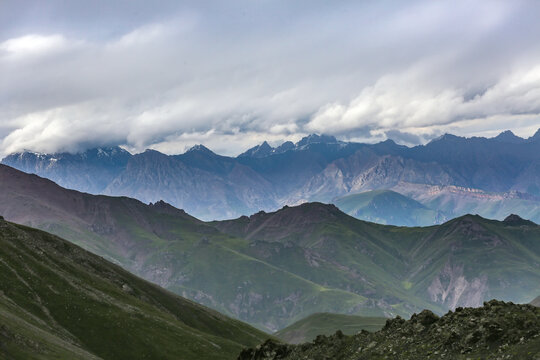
3 130 540 223
1 164 539 334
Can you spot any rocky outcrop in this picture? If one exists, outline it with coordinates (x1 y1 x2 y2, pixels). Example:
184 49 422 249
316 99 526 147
238 300 540 360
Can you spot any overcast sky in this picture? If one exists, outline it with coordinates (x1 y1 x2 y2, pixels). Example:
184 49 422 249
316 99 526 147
1 0 540 156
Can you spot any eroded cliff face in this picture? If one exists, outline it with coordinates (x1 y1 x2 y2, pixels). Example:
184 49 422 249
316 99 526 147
428 262 489 309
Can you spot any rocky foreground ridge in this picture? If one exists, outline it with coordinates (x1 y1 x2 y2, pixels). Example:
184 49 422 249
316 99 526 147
238 300 540 360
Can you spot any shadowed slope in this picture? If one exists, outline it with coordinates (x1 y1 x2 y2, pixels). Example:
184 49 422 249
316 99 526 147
0 219 269 360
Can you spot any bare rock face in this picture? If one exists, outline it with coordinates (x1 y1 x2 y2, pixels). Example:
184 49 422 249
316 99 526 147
428 262 489 309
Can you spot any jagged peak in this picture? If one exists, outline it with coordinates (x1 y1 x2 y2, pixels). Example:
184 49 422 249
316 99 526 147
5 146 129 158
238 141 275 158
275 141 295 153
186 144 215 155
259 141 271 149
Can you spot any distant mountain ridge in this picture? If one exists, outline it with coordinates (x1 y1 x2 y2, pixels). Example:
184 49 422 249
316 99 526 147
3 129 540 221
2 146 130 194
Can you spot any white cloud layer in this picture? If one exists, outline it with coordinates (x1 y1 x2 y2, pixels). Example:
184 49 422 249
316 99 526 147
307 63 540 141
0 34 67 55
1 0 540 156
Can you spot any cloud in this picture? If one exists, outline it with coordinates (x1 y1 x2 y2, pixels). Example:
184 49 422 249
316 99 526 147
307 63 540 140
1 0 540 156
0 34 66 55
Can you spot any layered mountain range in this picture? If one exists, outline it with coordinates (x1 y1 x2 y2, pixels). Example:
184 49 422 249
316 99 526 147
1 164 539 334
4 130 540 223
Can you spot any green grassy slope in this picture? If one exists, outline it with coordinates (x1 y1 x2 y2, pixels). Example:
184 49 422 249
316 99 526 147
274 313 386 344
333 190 444 226
216 204 540 317
0 219 269 360
403 215 540 308
214 203 445 315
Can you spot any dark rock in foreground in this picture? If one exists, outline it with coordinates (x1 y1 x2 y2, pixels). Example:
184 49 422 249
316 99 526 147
238 300 540 360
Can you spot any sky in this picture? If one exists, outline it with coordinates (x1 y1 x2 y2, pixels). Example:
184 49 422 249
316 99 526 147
1 0 540 156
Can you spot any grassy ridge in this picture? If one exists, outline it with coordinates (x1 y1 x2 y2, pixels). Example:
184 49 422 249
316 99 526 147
0 219 269 360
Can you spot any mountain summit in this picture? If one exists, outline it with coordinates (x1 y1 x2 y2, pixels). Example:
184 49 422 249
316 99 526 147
239 134 339 158
494 130 525 143
503 213 537 226
239 141 275 158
